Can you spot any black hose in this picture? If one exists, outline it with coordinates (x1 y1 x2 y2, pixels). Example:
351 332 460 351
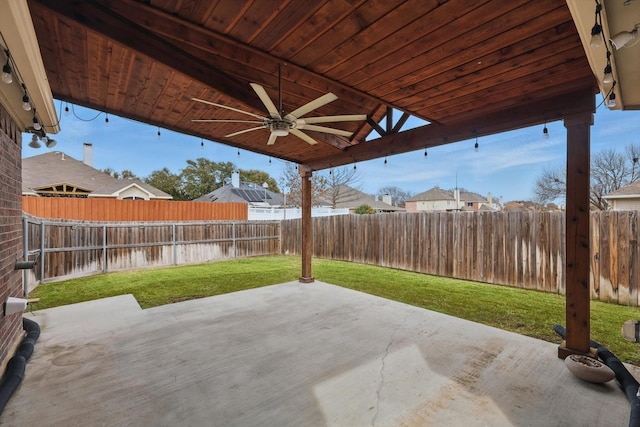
596 347 640 427
554 324 640 427
0 318 40 417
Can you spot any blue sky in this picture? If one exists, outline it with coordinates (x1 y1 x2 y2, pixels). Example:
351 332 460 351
22 98 640 203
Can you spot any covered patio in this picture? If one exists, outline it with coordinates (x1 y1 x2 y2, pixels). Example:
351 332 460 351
1 1 640 423
3 282 636 426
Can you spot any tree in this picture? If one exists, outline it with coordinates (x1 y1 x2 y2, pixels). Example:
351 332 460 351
180 159 235 200
532 144 640 210
103 168 138 180
144 168 185 200
240 169 279 192
376 186 413 207
323 166 362 208
354 204 376 214
279 162 328 207
591 148 630 210
532 168 566 205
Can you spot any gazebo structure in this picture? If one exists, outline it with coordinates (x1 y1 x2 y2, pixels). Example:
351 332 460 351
0 0 638 367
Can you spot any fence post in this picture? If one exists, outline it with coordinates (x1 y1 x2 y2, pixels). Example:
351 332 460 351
102 224 107 273
22 215 28 296
233 222 236 259
172 223 177 265
40 220 45 283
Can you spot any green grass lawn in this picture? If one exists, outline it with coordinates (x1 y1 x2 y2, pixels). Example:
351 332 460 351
30 255 640 364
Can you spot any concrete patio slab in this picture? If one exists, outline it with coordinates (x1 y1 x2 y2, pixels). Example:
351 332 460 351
1 281 636 426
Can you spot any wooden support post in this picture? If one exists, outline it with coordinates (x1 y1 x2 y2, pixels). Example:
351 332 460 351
299 165 315 283
559 111 594 359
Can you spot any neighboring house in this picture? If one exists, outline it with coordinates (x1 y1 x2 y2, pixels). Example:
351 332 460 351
604 181 640 210
319 185 404 213
195 171 284 207
405 186 499 212
22 144 171 200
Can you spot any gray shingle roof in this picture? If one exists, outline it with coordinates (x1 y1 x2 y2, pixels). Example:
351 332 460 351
320 185 404 211
22 152 171 198
407 187 453 202
605 181 640 198
407 187 488 203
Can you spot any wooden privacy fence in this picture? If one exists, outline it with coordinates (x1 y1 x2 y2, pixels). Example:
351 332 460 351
22 197 248 221
22 215 280 291
281 211 640 306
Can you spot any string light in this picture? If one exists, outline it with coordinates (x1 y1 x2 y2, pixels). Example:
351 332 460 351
21 84 31 111
237 149 240 157
474 137 479 153
543 121 549 139
1 49 12 84
424 147 428 158
353 162 357 170
384 157 387 165
200 138 204 148
32 108 41 131
590 2 603 48
268 157 272 165
64 103 70 116
157 127 161 139
104 113 109 125
607 91 617 108
603 51 613 84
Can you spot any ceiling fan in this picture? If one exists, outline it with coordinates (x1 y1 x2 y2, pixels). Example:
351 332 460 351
191 70 367 146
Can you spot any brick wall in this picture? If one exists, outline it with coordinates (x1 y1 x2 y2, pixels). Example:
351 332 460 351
0 102 25 366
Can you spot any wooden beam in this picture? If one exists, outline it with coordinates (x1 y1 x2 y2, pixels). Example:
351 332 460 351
299 165 314 283
391 112 411 134
305 86 596 171
559 110 594 358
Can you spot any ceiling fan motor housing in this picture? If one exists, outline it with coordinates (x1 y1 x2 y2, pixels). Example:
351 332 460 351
270 119 291 136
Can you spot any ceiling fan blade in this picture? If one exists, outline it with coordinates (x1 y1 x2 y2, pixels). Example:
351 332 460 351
267 133 278 145
250 83 281 118
290 128 318 145
191 119 265 124
192 97 266 120
298 124 353 137
286 92 338 119
225 126 267 138
302 114 367 124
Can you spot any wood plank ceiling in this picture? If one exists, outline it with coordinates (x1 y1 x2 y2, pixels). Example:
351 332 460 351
27 0 596 170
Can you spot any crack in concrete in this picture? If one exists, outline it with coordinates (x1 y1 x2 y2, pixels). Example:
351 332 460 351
371 319 405 427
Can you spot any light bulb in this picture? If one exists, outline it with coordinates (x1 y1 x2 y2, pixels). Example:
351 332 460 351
603 64 613 84
22 95 31 111
543 126 549 139
105 114 109 125
590 24 603 48
474 141 479 152
28 134 40 149
607 93 617 108
64 104 70 116
157 129 161 139
33 117 41 131
1 64 12 84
